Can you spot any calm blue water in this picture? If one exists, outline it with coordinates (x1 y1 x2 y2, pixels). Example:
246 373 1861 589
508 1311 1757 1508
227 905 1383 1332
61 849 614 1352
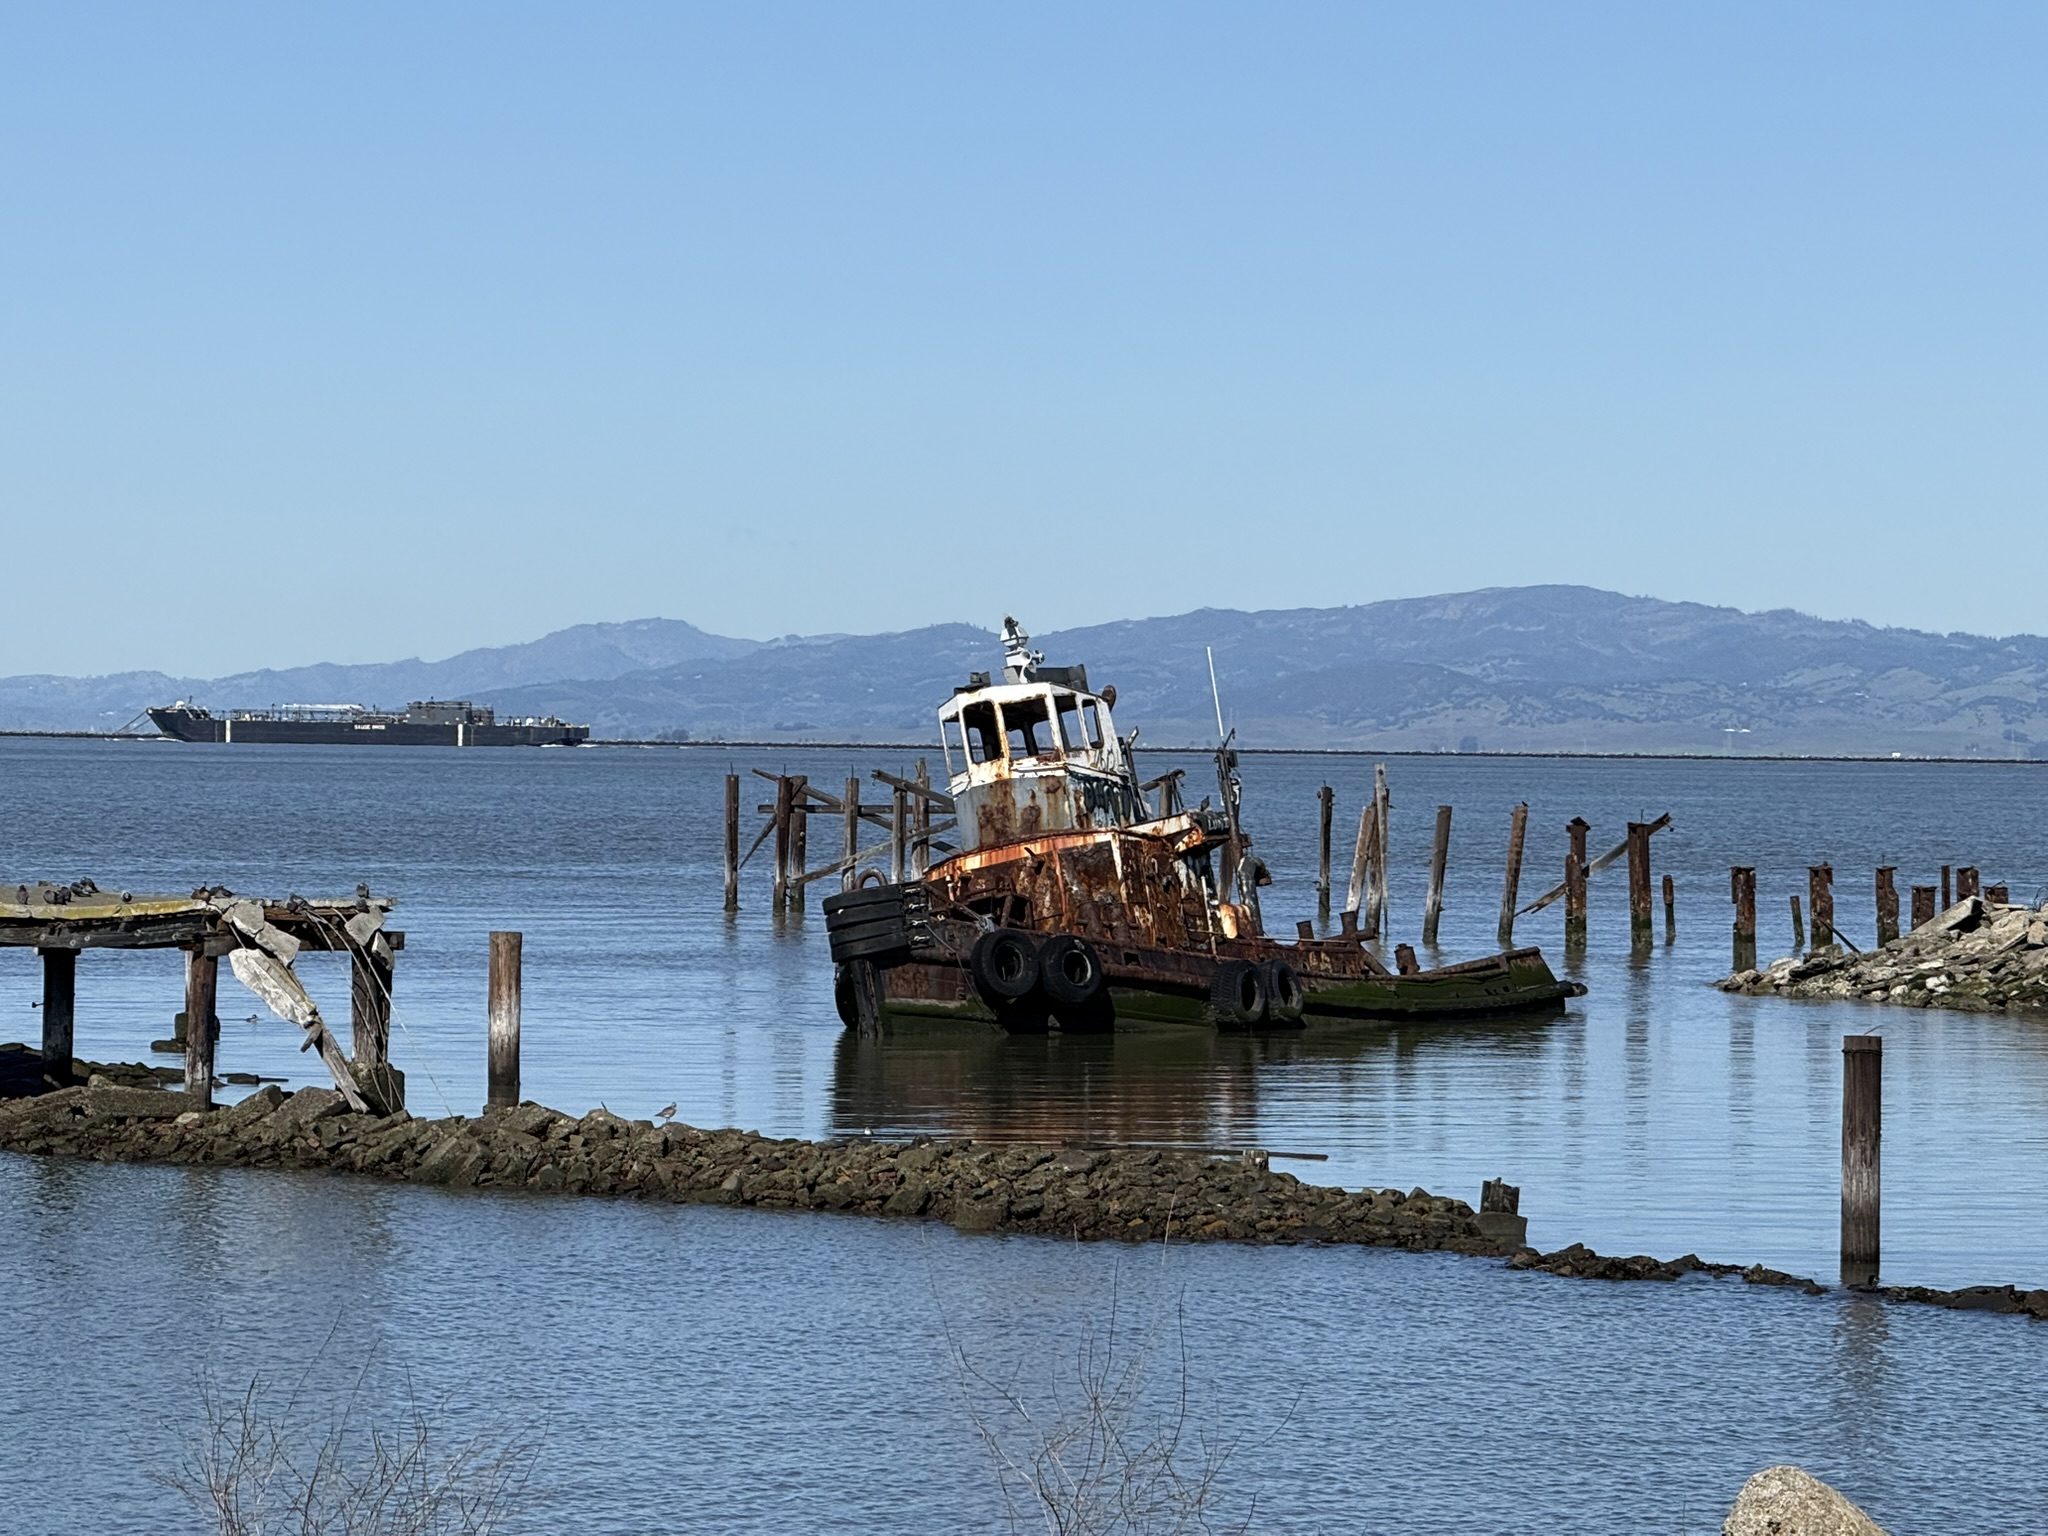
4 738 2048 1532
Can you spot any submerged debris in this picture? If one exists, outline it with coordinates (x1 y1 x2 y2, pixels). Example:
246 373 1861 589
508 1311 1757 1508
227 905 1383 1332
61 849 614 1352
1718 897 2048 1014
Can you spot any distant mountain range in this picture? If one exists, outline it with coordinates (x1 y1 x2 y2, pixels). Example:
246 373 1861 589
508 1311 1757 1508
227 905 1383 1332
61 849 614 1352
5 587 2045 756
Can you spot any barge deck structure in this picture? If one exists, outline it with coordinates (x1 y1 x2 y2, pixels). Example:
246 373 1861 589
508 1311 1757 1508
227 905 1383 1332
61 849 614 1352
825 619 1583 1035
148 699 588 746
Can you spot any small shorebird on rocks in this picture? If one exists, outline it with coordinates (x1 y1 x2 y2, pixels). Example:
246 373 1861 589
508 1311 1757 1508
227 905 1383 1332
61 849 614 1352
656 1102 677 1123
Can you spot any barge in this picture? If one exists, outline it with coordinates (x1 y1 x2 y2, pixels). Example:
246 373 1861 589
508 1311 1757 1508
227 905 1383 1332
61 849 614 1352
148 700 589 747
826 619 1583 1033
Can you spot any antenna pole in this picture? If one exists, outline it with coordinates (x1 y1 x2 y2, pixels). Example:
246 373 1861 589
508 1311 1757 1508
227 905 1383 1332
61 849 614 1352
1206 646 1226 741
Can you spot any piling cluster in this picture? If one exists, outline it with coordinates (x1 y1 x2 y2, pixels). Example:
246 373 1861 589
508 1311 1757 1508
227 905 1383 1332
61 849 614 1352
1720 896 2048 1014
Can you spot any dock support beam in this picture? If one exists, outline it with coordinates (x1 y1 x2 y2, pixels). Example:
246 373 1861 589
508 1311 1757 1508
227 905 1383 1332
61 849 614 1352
488 931 522 1111
1731 866 1757 971
842 776 861 894
1367 765 1391 940
1842 1034 1882 1289
1423 805 1451 946
1910 884 1936 930
1941 865 1952 910
1662 873 1676 944
1344 803 1375 928
1808 864 1835 950
789 788 809 912
1497 802 1527 949
1626 821 1654 953
1790 894 1806 953
1956 865 1980 903
1875 867 1899 946
1315 785 1334 924
183 947 217 1110
40 947 75 1084
1564 817 1589 951
891 787 909 884
723 774 741 912
771 777 793 911
913 760 932 878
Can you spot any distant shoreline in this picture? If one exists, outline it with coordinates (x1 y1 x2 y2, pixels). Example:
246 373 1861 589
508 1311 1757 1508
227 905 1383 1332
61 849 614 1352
4 728 2041 766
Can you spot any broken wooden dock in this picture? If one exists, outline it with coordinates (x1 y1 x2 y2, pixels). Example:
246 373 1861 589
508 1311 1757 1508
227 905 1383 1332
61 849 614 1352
1 880 405 1112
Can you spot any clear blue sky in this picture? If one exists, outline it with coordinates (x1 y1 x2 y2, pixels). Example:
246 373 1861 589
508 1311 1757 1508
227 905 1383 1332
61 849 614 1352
4 3 2044 677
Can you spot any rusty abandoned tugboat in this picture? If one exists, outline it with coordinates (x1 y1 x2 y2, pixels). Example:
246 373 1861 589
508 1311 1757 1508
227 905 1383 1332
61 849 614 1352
825 620 1583 1033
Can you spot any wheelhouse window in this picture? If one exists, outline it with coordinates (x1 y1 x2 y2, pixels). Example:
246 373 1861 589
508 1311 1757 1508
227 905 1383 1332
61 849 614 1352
1081 700 1106 749
1054 692 1086 753
1003 692 1054 761
960 700 1002 764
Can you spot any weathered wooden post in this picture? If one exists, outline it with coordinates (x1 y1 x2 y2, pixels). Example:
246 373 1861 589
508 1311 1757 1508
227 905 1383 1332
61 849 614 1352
1368 765 1391 939
1626 821 1653 952
1731 867 1757 971
487 931 522 1110
39 947 75 1081
723 773 741 912
1841 1034 1882 1288
771 775 793 911
1790 894 1806 952
1957 865 1980 902
1423 804 1452 945
1498 801 1528 948
1344 802 1375 925
1564 817 1590 950
1910 885 1936 930
1941 865 1952 910
891 786 909 884
1874 867 1899 945
1808 863 1834 949
183 945 217 1109
1315 784 1335 923
789 779 809 912
1662 873 1676 943
913 759 932 877
349 938 393 1072
841 776 861 894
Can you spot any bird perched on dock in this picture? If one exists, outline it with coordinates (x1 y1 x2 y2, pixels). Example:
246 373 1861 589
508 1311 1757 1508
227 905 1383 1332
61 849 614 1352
656 1102 677 1123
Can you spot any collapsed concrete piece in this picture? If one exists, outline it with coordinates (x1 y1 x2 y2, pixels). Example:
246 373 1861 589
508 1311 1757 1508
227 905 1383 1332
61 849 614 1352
1720 897 2048 1014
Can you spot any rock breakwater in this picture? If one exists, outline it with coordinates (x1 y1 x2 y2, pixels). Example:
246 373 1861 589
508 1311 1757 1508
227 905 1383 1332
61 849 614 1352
1719 896 2048 1014
0 1081 1509 1255
7 1079 2045 1320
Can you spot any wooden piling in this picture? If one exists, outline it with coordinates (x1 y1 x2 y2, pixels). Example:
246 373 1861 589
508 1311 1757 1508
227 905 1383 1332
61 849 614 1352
1941 865 1952 910
891 786 909 884
789 779 809 911
350 940 393 1069
1986 883 2009 906
487 930 522 1110
1808 863 1834 950
913 760 932 877
723 773 741 912
842 776 861 894
1315 785 1335 922
183 946 217 1110
1662 873 1675 943
1910 885 1936 930
1790 894 1806 952
1626 821 1653 951
1841 1034 1882 1288
1731 866 1757 971
1956 865 1980 902
1344 803 1375 920
39 947 75 1079
1497 802 1528 948
771 776 794 911
1368 765 1391 939
1564 818 1590 949
1874 867 1899 945
1423 805 1452 945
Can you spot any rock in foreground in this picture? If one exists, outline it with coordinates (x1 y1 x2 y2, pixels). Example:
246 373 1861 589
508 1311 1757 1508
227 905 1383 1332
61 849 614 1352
1720 897 2048 1015
1725 1465 1889 1536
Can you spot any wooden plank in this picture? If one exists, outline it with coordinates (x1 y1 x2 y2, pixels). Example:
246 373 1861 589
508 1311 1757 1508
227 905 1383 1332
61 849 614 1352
488 931 521 1109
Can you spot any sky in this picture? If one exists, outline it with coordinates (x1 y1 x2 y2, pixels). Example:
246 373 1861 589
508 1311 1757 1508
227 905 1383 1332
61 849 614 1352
3 2 2045 677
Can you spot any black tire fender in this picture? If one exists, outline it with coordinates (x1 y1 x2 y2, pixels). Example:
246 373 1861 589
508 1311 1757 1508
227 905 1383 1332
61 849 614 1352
1209 958 1268 1028
1261 959 1305 1023
1038 934 1105 1010
970 929 1041 1004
